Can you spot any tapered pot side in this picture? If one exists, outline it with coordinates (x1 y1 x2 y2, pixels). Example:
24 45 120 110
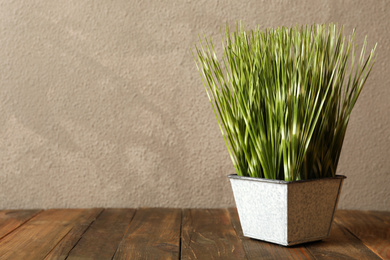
228 174 346 246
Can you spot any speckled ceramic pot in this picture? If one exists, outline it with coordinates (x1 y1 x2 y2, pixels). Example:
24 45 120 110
228 174 346 246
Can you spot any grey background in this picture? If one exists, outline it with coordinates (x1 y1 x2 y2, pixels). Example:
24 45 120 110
0 0 389 210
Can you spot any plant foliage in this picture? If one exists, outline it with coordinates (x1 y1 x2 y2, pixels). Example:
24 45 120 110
194 23 376 181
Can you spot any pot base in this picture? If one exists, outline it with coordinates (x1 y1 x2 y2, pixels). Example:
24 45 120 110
228 174 345 246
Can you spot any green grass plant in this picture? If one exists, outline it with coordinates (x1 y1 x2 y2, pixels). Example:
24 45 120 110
194 23 376 181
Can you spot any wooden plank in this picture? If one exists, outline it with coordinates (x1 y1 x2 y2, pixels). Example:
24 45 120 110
66 208 135 260
0 209 41 239
0 209 100 260
228 208 314 260
44 208 103 260
305 221 381 259
335 210 390 260
371 210 390 219
113 208 181 260
181 208 246 260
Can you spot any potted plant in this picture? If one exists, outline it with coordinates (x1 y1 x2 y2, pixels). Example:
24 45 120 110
193 23 376 246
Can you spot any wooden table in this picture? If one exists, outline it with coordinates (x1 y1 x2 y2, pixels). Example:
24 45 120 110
0 209 388 259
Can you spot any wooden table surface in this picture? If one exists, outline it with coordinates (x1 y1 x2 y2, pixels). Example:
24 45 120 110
0 209 388 260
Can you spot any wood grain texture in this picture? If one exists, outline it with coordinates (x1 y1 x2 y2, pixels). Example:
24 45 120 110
113 208 181 260
0 208 388 259
0 209 99 260
181 208 246 260
0 210 41 240
66 208 135 260
305 221 381 259
228 208 314 260
44 208 103 260
335 210 390 260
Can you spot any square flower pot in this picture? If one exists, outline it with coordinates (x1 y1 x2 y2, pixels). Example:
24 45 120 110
228 174 346 246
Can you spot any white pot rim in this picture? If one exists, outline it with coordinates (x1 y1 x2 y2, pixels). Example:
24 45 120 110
228 174 346 184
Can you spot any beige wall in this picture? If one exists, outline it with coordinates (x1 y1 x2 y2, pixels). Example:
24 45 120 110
0 0 389 210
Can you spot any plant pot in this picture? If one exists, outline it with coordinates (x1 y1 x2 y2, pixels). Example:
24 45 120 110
228 174 346 246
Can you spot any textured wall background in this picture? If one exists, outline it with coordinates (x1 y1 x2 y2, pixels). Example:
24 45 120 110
0 0 389 210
